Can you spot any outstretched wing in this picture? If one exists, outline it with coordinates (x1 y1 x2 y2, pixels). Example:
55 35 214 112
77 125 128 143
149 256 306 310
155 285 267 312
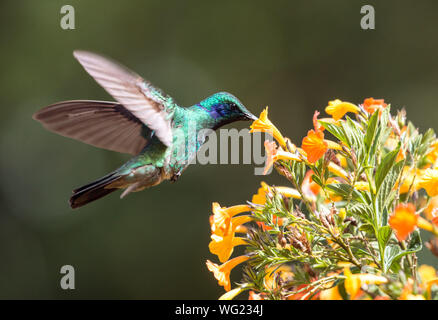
33 100 152 155
72 50 174 147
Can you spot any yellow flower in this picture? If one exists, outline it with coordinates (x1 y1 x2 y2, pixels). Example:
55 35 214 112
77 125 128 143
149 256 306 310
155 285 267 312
418 265 438 296
252 182 269 205
402 294 426 300
426 140 438 164
339 208 347 220
210 202 251 237
252 181 301 206
418 168 438 197
320 285 343 300
325 99 360 121
209 222 250 263
336 154 348 168
328 162 350 182
398 166 422 194
218 287 244 300
425 195 438 221
250 107 287 148
263 140 302 175
344 267 387 299
354 181 370 191
399 279 426 300
206 255 250 291
275 186 301 198
389 203 418 241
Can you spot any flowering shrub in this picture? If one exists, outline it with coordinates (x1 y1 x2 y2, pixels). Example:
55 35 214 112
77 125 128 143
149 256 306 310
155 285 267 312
206 98 438 300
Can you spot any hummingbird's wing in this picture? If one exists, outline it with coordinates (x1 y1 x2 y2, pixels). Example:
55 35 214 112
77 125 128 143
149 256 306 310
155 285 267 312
72 50 174 147
33 100 151 155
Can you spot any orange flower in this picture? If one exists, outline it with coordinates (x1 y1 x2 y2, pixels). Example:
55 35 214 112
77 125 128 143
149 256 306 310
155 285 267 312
250 107 287 148
263 140 302 174
209 221 250 263
210 202 251 237
362 98 387 115
389 203 418 241
418 168 438 197
206 255 250 291
301 129 342 163
301 129 327 163
325 99 360 121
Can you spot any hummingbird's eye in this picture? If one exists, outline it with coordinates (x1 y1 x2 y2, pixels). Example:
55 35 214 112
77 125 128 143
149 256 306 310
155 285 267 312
229 103 238 111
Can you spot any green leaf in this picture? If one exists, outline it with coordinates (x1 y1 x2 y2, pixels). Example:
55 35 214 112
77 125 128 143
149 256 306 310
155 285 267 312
364 111 379 154
342 117 364 151
376 160 404 216
407 229 422 251
383 230 422 273
375 145 400 192
377 226 392 251
311 174 324 188
319 121 348 144
292 161 307 186
431 284 438 300
383 245 402 273
326 184 366 203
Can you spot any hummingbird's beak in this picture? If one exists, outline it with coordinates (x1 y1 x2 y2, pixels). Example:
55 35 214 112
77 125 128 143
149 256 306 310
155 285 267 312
244 112 258 121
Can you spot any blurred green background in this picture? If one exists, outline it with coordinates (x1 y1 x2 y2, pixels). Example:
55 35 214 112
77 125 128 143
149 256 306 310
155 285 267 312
1 0 437 299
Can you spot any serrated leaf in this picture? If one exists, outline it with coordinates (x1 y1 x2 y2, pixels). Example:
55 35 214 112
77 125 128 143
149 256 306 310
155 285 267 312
326 184 367 204
376 160 404 216
375 145 400 192
342 117 364 150
383 230 422 273
364 111 379 153
377 226 392 250
319 121 348 145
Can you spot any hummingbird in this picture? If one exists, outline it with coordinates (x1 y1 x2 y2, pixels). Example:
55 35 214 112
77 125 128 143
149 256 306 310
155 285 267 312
33 51 257 209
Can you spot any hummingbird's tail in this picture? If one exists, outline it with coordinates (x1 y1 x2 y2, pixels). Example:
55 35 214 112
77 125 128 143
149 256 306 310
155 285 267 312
69 171 122 209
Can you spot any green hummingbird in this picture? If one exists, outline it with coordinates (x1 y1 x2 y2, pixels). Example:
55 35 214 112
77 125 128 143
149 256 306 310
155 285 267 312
33 51 257 209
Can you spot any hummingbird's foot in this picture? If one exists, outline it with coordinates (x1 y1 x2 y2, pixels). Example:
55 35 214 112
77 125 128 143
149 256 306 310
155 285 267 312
170 172 181 183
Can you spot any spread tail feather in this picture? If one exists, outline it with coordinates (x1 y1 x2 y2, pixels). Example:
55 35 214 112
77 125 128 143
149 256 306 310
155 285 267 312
69 172 122 209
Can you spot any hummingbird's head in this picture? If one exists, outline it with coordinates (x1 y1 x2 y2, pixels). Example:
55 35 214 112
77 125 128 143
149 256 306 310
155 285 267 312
198 92 257 129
